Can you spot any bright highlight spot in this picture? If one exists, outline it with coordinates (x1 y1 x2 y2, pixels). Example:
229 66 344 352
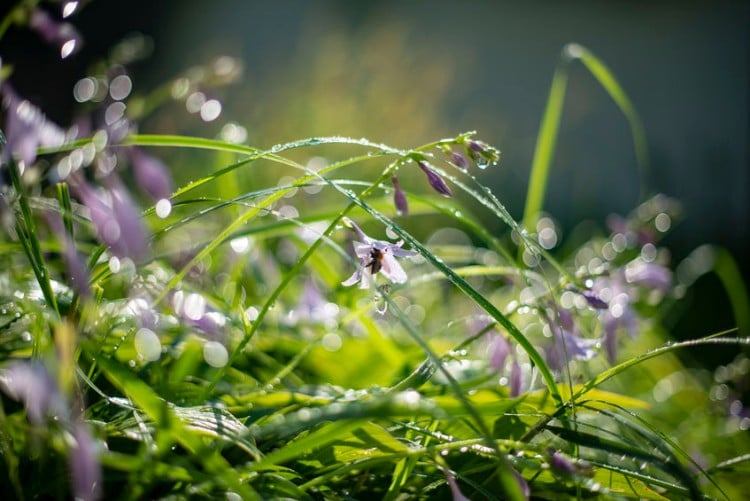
73 77 97 102
109 75 133 101
61 39 77 59
135 328 161 362
183 293 206 321
203 341 228 368
321 333 342 351
200 99 222 121
155 198 172 218
230 236 250 254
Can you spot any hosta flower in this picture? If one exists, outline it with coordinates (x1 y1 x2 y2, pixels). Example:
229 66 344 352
0 361 68 424
71 176 148 262
543 307 598 372
129 147 174 202
1 84 66 167
592 260 671 362
341 219 417 289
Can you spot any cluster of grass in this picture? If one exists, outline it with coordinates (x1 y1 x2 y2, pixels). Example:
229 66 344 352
1 3 750 500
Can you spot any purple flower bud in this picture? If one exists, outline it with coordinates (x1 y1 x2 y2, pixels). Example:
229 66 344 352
549 451 577 475
129 147 174 202
391 176 408 216
450 151 469 169
468 140 484 153
467 140 500 164
70 421 102 501
29 8 82 58
418 161 452 197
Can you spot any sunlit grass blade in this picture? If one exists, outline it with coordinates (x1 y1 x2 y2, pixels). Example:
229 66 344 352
521 43 649 234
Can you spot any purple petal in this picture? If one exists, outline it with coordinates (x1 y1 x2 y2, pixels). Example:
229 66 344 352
488 335 509 372
129 147 174 201
509 360 523 397
549 451 577 475
581 290 608 309
418 161 452 197
379 249 408 284
625 261 672 291
1 84 66 166
391 176 408 216
69 421 102 501
72 177 148 262
450 151 468 169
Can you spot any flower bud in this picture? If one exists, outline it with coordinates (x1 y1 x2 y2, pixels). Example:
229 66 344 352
418 161 452 197
391 176 408 216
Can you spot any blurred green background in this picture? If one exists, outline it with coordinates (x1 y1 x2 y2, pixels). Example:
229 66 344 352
3 0 748 356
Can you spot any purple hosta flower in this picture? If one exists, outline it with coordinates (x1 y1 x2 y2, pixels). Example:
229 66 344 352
72 176 148 262
544 308 598 372
391 175 408 216
1 84 67 167
70 421 102 501
624 259 672 291
341 219 417 289
0 362 101 501
0 361 68 424
29 8 82 58
418 161 452 197
592 260 671 363
129 147 174 202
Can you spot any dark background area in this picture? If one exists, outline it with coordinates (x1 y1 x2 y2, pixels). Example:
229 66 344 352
2 0 748 362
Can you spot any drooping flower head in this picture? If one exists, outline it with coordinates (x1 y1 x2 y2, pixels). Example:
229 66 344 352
341 218 417 289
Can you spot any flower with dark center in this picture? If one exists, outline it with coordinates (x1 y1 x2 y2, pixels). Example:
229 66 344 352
341 219 417 289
